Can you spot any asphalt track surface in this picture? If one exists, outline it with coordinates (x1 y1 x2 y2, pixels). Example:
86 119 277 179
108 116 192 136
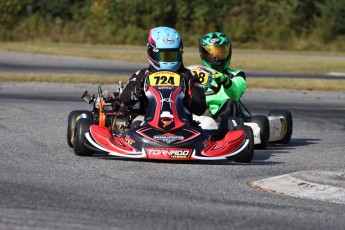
1 81 344 230
0 50 345 79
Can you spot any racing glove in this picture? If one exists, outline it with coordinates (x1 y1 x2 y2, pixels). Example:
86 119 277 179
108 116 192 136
212 72 232 88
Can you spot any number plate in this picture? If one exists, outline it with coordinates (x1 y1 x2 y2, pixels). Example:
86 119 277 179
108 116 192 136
148 71 181 87
191 69 210 85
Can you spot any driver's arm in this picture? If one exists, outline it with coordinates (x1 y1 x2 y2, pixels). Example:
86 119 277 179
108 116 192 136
119 69 146 106
184 70 207 116
223 71 246 100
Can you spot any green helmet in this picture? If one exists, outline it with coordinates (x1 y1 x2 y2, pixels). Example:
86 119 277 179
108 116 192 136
199 32 232 72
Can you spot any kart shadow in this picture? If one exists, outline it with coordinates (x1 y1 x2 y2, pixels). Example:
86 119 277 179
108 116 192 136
97 156 253 165
95 153 281 166
263 138 320 152
93 138 320 165
286 138 321 147
253 138 321 162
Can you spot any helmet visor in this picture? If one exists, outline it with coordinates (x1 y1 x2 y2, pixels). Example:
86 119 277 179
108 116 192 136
201 44 230 63
149 48 181 63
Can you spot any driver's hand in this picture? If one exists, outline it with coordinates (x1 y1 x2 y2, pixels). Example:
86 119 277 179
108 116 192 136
212 72 227 84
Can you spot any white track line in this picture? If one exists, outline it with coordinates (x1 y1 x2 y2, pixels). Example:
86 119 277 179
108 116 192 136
325 72 345 77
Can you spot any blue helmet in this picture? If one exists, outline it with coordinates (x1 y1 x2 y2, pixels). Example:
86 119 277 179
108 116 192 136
147 27 183 72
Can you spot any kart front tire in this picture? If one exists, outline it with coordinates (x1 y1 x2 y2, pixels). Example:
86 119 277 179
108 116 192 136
234 125 254 163
251 115 270 149
268 110 293 144
67 110 93 148
73 118 94 156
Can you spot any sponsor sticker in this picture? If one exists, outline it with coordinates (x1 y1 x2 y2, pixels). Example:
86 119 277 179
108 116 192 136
153 135 184 144
163 38 174 44
124 135 135 145
160 117 173 127
146 148 192 159
210 38 220 43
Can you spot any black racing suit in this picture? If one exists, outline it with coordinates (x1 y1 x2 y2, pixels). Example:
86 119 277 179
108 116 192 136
119 64 207 117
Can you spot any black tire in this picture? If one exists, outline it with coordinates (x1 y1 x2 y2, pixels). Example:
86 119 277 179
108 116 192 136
73 118 94 156
67 110 93 148
268 110 293 144
234 125 254 163
251 115 270 149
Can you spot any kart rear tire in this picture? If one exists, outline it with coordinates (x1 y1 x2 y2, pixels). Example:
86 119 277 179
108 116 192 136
268 110 293 144
251 115 270 149
67 110 93 148
73 118 94 156
234 125 254 163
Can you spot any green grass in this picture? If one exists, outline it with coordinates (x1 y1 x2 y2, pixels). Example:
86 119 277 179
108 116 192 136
0 73 129 84
1 73 344 92
247 78 345 91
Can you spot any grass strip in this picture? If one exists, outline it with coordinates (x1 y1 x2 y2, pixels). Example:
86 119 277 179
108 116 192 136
1 73 344 92
247 78 345 91
0 73 130 84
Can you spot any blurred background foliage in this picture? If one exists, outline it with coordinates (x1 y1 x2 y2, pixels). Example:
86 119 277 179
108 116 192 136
0 0 344 51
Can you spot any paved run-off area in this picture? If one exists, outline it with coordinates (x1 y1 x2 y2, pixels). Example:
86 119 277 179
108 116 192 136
250 170 345 204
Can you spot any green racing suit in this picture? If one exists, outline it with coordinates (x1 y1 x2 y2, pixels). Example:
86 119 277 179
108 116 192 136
206 68 246 117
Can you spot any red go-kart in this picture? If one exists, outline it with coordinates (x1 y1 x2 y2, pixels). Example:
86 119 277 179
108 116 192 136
67 71 254 162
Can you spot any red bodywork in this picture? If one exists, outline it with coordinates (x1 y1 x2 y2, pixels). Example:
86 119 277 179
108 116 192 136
88 125 246 160
85 71 248 160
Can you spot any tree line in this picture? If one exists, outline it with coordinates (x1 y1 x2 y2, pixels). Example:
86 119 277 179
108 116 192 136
1 0 344 51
